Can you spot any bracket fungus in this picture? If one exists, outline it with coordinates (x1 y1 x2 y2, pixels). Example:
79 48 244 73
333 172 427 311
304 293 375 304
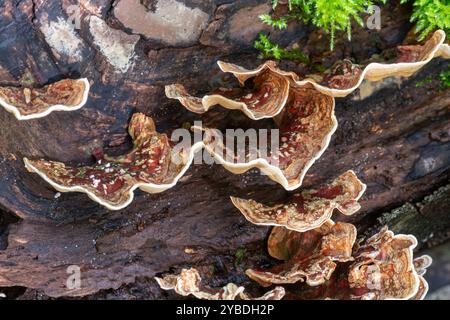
166 61 297 120
155 268 285 300
167 31 448 118
231 171 366 232
0 78 90 120
246 220 357 287
347 227 426 300
267 225 432 300
24 113 202 210
297 30 449 97
200 84 337 191
411 255 432 300
165 31 449 191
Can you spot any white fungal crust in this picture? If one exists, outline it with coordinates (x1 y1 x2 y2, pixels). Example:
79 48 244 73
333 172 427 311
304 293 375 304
231 171 366 232
24 113 204 211
0 78 90 120
155 268 285 300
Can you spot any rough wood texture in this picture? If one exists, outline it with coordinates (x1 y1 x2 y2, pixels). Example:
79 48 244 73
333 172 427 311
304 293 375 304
0 0 449 298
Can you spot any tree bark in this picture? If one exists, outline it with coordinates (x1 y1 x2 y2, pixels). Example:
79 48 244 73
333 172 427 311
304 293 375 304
0 0 449 299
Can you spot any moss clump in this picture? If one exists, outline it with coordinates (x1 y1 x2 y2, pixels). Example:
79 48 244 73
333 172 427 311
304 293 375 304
401 0 450 41
376 183 450 247
254 33 310 63
416 65 450 90
258 0 388 51
256 0 449 57
234 247 247 269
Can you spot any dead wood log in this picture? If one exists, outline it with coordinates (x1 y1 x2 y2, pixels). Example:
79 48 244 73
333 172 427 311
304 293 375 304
0 0 448 298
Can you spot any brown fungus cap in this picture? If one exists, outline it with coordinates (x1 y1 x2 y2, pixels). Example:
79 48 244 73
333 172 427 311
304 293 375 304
348 227 421 300
297 30 449 97
246 220 357 287
0 78 90 120
167 31 448 117
24 113 203 210
231 170 366 232
253 226 432 300
155 268 285 300
165 60 297 120
200 84 337 191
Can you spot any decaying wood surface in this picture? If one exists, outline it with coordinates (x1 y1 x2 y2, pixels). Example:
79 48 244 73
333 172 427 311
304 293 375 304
0 0 449 299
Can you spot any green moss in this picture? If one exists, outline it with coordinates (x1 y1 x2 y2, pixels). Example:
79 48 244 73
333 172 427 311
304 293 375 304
234 247 247 268
254 33 310 63
415 65 450 89
259 14 289 29
376 183 450 245
258 0 387 50
401 0 450 41
438 68 450 88
415 75 434 87
235 247 246 260
256 0 449 56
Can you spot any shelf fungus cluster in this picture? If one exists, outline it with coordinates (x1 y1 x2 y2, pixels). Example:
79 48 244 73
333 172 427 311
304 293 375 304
230 170 366 232
12 30 440 300
167 30 449 105
21 31 449 209
155 170 431 300
165 61 297 120
0 78 90 120
247 220 357 287
24 113 202 210
23 83 338 203
155 268 286 300
166 30 449 192
239 173 431 300
156 229 432 300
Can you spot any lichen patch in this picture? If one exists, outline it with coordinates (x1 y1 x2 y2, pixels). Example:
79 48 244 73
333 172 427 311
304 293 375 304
39 16 84 63
89 16 140 73
114 0 209 46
